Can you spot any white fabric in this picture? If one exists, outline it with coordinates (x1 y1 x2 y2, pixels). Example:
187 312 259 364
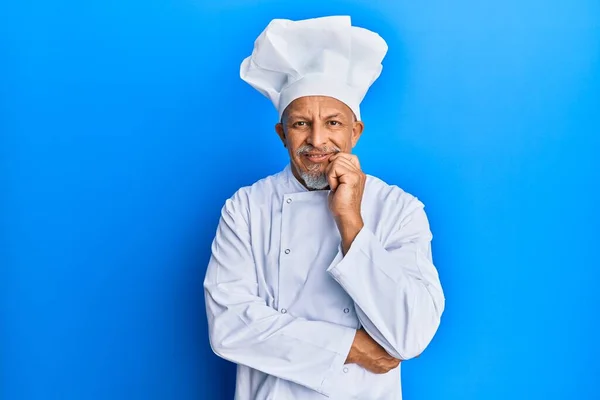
204 165 445 399
239 16 388 120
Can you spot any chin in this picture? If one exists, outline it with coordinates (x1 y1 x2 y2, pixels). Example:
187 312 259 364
302 174 329 190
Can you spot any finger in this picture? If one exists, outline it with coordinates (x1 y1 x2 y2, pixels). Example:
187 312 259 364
329 157 363 183
326 157 356 177
326 161 356 189
382 361 400 373
329 159 364 187
381 358 400 366
325 161 337 191
330 152 361 170
328 157 360 177
327 167 349 191
331 156 357 171
342 153 361 170
325 162 344 191
327 172 339 191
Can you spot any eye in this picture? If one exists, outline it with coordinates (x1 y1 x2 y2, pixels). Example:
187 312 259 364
328 120 342 126
293 121 308 128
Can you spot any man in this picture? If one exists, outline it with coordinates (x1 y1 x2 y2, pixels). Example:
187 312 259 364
204 16 445 400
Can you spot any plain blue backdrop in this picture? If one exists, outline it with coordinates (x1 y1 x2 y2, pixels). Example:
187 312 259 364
2 0 599 399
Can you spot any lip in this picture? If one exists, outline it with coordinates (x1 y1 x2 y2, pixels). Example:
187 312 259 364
302 153 332 163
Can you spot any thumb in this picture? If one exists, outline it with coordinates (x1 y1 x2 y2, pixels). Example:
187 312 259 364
327 174 339 191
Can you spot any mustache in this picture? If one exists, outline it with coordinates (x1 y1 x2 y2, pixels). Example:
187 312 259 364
296 145 342 156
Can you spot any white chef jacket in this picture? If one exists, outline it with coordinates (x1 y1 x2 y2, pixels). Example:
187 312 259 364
204 164 445 400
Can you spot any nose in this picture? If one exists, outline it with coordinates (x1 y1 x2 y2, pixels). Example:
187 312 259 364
307 123 328 147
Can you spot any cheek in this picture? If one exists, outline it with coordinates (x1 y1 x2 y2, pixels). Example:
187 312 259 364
331 131 354 151
287 136 307 156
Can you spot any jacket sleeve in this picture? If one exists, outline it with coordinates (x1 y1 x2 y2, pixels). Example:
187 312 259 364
326 198 445 361
204 195 356 397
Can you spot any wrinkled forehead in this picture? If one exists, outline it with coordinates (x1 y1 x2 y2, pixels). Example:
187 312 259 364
283 96 355 120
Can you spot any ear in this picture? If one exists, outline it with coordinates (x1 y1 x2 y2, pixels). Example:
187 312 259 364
275 123 287 148
351 121 365 148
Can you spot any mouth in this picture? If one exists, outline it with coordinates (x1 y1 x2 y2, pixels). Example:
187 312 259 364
302 153 332 163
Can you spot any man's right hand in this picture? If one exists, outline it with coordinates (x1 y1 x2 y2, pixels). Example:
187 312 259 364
345 329 401 374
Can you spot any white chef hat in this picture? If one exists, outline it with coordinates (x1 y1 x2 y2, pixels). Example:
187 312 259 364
239 16 388 121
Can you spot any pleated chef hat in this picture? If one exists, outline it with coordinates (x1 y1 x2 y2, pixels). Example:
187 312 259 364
239 16 388 121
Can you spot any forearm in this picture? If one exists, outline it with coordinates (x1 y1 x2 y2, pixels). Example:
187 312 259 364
335 215 364 255
205 281 356 396
327 227 445 360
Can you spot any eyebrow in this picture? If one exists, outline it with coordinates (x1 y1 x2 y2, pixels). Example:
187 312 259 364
286 114 309 121
286 113 346 121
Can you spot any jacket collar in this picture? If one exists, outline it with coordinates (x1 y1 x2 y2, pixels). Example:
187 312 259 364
284 163 309 193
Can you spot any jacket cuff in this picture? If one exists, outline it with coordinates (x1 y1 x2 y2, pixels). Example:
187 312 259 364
319 326 356 397
326 226 372 279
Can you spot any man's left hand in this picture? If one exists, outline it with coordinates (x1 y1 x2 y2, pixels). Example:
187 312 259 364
326 153 366 253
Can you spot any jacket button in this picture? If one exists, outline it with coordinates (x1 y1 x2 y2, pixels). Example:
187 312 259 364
286 198 292 204
343 308 350 314
280 308 287 314
284 249 290 254
343 367 349 373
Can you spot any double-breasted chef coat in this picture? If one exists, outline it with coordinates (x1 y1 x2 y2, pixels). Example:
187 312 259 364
204 164 445 399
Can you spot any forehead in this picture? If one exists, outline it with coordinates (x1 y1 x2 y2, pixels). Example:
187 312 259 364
285 96 353 118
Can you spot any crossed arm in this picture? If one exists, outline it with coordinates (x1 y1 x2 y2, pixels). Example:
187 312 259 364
203 194 445 397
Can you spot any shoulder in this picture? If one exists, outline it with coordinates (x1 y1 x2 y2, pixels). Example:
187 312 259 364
365 174 424 209
222 169 286 217
364 174 427 227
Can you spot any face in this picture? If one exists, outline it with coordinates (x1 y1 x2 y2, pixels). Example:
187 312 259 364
275 96 364 190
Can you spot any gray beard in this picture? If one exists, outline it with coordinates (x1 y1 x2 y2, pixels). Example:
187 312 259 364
299 170 329 190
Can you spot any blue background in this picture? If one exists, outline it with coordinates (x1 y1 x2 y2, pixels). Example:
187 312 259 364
2 0 599 399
